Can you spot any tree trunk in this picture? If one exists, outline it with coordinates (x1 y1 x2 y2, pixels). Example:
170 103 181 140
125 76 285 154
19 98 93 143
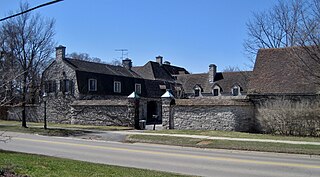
21 72 27 128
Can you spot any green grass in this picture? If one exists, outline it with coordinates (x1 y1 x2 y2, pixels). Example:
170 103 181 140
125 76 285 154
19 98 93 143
127 134 320 155
0 120 132 131
0 125 90 136
145 129 320 142
0 150 189 177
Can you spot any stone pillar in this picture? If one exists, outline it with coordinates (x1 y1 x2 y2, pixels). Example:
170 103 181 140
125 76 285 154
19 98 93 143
161 91 174 129
128 92 140 129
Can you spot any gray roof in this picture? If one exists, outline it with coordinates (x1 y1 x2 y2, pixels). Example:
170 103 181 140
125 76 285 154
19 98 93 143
64 58 141 78
132 61 175 81
177 71 251 94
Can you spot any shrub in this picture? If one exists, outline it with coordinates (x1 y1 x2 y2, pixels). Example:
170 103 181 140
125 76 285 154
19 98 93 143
257 99 320 136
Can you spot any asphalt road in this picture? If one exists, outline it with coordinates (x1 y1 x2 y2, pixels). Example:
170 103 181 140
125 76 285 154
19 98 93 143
1 132 320 177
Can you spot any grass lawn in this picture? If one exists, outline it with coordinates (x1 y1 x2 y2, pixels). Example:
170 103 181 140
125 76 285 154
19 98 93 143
0 120 133 131
127 135 320 155
0 125 91 137
145 129 320 142
0 150 189 177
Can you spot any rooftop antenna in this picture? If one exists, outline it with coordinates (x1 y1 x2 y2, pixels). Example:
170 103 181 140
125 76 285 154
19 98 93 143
115 49 128 60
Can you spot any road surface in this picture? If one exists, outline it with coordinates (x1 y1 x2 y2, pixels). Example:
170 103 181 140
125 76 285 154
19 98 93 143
1 132 320 177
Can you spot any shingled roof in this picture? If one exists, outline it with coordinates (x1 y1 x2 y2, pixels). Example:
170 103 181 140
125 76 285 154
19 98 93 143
162 63 189 75
63 58 141 78
177 71 251 95
248 47 320 95
132 61 174 81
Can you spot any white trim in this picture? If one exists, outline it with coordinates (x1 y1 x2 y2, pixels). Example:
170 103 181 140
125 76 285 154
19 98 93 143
135 83 141 94
88 79 97 91
114 81 121 93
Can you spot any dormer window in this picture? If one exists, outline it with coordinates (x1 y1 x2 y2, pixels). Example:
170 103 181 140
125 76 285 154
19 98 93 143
231 84 242 96
193 84 203 97
195 89 200 97
212 84 222 96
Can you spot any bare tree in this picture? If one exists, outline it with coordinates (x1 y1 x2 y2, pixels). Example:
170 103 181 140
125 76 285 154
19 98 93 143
244 0 320 82
244 0 306 55
67 52 122 66
0 2 56 128
222 66 240 72
67 52 104 63
107 59 122 66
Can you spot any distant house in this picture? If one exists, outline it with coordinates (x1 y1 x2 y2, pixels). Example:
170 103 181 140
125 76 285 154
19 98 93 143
177 64 251 98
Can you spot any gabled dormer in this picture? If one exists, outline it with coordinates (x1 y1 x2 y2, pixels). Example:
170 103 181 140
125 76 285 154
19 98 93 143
231 83 242 96
193 84 203 97
212 83 222 96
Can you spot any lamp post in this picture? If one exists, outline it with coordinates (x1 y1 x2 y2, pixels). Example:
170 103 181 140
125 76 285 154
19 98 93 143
43 92 48 130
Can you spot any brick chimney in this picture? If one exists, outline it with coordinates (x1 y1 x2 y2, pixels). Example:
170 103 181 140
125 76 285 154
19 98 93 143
209 64 217 83
156 56 163 65
56 45 66 61
122 58 132 70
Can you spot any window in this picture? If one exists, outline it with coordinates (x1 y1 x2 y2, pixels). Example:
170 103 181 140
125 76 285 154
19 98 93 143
193 84 202 97
135 83 141 94
232 85 241 96
88 79 97 91
44 80 56 93
60 79 73 93
212 84 222 96
213 89 219 96
194 89 200 97
114 81 121 93
232 87 239 96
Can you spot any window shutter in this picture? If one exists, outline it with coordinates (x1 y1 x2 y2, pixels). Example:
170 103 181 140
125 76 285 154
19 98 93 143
60 80 65 93
69 80 74 94
44 81 49 93
53 81 57 93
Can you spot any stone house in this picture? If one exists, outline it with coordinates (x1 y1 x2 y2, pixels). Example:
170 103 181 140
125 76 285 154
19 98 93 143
4 45 319 133
41 46 190 127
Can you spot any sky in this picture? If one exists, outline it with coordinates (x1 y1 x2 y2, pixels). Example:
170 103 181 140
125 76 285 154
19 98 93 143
2 0 278 73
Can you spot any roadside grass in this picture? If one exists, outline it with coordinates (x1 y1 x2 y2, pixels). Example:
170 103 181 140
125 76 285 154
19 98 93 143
145 129 320 142
0 124 90 136
0 120 132 131
0 150 189 177
127 135 320 155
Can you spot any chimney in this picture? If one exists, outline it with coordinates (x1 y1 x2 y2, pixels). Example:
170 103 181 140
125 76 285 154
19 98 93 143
209 64 217 83
156 55 163 65
122 58 132 70
56 45 66 61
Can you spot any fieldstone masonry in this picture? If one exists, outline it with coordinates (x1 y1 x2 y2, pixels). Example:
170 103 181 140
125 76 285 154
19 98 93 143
162 98 254 131
71 100 129 126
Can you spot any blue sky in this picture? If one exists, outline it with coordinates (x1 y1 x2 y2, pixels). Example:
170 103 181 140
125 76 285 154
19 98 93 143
2 0 277 73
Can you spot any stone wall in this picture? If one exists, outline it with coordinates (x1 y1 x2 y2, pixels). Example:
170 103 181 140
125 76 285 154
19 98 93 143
70 99 130 126
169 98 254 131
6 105 43 122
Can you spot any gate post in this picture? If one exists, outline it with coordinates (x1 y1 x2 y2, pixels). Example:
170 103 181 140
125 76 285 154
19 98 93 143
128 92 140 129
161 91 175 129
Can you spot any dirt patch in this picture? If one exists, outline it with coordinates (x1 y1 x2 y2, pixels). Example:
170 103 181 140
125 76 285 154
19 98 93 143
196 140 212 146
0 167 29 177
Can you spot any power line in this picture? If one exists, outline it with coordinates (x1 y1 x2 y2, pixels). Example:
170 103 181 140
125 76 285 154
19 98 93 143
0 0 64 22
